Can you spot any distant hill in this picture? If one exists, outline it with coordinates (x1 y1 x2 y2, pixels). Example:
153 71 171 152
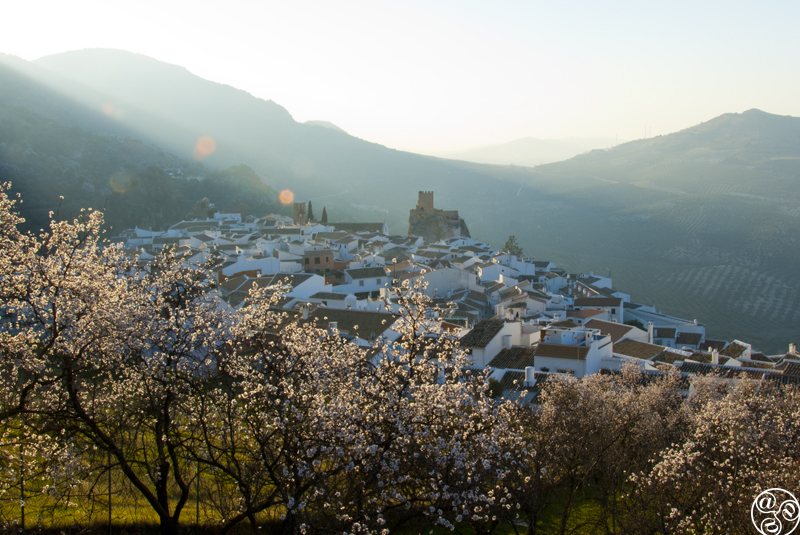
435 137 617 167
0 49 515 234
506 109 800 352
0 67 286 231
304 120 348 134
2 49 800 352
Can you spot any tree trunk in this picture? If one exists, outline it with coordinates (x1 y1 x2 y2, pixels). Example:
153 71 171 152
159 514 179 535
526 510 539 535
278 514 298 535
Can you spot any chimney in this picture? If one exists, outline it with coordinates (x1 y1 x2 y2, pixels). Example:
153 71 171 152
711 349 719 365
647 322 654 344
330 321 338 331
302 304 309 320
790 343 797 354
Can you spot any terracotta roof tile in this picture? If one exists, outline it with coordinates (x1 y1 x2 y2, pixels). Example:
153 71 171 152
309 292 349 300
584 319 634 343
702 339 728 352
500 371 526 391
654 328 676 339
346 267 388 279
613 339 665 360
574 297 622 307
654 350 689 365
676 332 703 346
306 308 398 340
720 342 748 358
268 273 314 287
460 319 506 348
782 363 800 377
678 362 765 379
488 346 536 369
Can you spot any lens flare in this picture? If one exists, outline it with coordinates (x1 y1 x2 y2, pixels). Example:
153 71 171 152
102 104 126 120
192 136 217 161
109 171 133 194
279 189 295 205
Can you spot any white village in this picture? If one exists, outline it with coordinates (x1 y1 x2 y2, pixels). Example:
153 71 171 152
111 190 800 400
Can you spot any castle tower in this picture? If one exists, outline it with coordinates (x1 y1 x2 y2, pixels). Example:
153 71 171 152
417 191 434 213
293 202 307 225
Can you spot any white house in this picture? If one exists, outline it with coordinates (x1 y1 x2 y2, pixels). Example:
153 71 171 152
526 326 612 378
573 297 624 324
267 273 328 299
419 267 483 297
459 319 525 367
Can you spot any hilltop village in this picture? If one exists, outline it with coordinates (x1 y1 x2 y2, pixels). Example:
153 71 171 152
112 191 800 398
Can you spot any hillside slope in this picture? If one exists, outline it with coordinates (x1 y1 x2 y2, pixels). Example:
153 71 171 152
502 109 800 352
2 50 800 351
436 136 617 167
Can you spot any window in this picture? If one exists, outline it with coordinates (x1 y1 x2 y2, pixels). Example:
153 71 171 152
314 257 320 264
611 308 616 314
376 278 381 284
359 280 364 287
304 258 310 264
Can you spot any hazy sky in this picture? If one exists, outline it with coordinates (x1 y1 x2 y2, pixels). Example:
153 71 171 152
3 0 799 152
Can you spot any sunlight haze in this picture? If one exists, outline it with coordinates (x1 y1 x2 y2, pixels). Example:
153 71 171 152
3 0 799 153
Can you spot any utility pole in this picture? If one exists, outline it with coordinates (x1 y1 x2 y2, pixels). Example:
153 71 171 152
20 440 25 531
196 458 201 535
108 449 112 535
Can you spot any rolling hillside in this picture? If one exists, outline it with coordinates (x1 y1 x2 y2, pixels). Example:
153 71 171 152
434 136 617 167
1 49 799 352
502 110 800 352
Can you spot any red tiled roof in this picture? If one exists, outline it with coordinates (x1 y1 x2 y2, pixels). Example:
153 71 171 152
535 343 589 360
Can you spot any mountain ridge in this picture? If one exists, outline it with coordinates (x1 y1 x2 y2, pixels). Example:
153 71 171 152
2 48 800 352
434 136 618 167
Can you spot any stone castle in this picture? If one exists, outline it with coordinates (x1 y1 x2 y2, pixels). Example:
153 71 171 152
293 202 307 225
408 191 470 243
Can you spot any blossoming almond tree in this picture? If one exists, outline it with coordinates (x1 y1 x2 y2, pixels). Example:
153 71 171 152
185 279 525 535
302 281 522 535
0 183 238 535
624 377 800 535
1 185 525 534
0 184 132 510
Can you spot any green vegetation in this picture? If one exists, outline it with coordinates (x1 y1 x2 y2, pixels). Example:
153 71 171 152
503 235 523 257
624 319 645 330
487 377 505 398
0 100 288 231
